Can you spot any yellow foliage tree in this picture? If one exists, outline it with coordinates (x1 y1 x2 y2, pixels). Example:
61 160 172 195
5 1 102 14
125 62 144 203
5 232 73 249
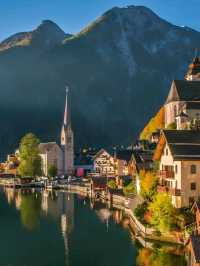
140 107 165 140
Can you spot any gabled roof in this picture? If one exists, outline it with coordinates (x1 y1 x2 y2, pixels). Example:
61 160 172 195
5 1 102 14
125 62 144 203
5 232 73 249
93 148 113 160
116 150 133 162
155 130 200 160
165 80 200 104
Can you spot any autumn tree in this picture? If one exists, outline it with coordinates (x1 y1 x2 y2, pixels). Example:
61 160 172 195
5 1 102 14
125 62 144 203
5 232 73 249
140 171 158 201
140 107 165 140
18 133 42 177
149 193 176 232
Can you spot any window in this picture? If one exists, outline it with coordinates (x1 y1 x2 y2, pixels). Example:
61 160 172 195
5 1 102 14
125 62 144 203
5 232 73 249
191 165 197 174
166 148 168 156
191 182 196 190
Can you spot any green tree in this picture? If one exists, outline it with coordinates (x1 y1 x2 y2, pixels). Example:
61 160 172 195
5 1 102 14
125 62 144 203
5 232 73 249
48 165 57 178
18 133 42 177
149 193 176 232
107 179 117 189
123 181 136 196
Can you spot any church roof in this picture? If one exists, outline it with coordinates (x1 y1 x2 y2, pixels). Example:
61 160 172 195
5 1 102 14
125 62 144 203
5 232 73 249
165 80 200 104
39 142 59 154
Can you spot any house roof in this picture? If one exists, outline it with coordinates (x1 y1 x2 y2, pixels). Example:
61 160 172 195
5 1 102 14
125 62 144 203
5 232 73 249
166 80 200 104
163 130 200 160
163 130 200 144
190 234 200 263
116 150 133 162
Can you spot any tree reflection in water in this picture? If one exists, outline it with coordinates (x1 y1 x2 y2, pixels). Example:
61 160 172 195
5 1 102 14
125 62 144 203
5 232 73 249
20 191 41 230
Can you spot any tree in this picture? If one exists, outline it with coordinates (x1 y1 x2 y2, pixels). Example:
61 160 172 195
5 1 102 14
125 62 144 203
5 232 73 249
140 171 158 201
18 133 42 177
149 193 176 232
123 181 136 196
107 179 117 189
48 165 57 178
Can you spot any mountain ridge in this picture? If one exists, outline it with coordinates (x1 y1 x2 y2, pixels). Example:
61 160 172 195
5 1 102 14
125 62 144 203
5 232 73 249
0 5 200 159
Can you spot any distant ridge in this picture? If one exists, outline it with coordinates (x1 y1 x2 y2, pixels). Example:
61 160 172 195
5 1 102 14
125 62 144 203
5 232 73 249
0 5 200 158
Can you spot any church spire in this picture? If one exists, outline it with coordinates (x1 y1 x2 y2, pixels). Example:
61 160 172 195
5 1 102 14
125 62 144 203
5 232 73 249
63 86 70 126
185 51 200 81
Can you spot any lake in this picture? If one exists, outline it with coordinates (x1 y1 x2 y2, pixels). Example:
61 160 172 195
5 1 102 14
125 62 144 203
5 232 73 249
0 187 187 266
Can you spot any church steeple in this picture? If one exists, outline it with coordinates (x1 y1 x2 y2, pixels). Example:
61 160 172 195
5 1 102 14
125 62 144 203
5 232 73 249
185 54 200 81
60 86 74 175
63 86 71 127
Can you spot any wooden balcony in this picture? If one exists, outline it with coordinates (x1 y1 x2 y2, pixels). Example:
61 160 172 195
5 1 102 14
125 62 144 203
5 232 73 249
157 185 181 196
159 170 175 179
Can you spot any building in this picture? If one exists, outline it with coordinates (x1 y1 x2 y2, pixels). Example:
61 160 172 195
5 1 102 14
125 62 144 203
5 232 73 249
164 57 200 128
39 88 74 176
115 149 133 177
39 142 63 176
154 130 200 208
130 150 154 194
92 149 116 177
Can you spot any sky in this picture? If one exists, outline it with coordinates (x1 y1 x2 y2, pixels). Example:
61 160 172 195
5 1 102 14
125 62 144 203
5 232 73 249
0 0 199 42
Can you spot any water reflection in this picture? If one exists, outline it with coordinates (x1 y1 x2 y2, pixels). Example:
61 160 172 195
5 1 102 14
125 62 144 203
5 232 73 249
1 187 186 266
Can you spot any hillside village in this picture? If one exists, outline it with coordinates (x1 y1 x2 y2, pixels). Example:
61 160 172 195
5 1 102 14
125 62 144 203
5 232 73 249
1 56 200 265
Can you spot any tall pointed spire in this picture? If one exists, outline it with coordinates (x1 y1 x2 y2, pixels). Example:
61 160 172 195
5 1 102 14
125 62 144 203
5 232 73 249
63 86 70 126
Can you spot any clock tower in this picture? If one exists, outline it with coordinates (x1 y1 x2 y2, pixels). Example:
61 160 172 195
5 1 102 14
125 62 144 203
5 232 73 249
61 87 74 175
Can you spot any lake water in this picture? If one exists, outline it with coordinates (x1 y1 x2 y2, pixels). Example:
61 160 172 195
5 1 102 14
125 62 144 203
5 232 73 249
0 187 187 266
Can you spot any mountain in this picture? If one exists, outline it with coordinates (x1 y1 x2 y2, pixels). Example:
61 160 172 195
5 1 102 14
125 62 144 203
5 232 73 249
0 5 200 159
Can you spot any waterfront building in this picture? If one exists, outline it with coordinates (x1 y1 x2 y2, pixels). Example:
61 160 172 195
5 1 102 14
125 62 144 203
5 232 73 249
154 130 200 208
92 149 116 177
39 88 74 176
115 150 132 177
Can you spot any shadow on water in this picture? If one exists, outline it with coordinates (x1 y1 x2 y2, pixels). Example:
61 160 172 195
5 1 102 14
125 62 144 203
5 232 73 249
0 187 187 266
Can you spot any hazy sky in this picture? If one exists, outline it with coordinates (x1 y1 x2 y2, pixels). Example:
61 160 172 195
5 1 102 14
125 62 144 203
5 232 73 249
0 0 199 41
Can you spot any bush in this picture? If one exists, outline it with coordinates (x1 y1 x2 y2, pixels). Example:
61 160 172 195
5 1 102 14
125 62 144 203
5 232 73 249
123 181 136 196
134 202 148 222
107 179 117 189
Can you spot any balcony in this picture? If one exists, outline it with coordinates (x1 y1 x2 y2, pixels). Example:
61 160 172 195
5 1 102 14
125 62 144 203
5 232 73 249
159 170 175 179
157 185 181 196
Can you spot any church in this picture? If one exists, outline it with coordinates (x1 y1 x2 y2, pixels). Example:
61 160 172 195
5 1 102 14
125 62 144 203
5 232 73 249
39 88 74 176
164 56 200 129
